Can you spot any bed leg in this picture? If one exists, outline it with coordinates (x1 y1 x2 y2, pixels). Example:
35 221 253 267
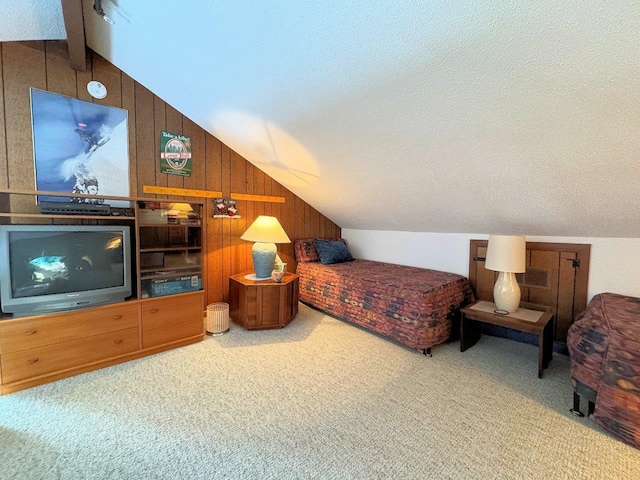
423 347 432 357
588 401 595 417
570 391 584 417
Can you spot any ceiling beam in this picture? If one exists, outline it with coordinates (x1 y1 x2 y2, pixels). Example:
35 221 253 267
60 0 86 71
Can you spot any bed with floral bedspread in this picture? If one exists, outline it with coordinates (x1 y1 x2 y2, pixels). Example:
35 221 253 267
294 238 474 354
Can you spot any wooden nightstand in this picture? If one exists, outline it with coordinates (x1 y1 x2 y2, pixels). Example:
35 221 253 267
460 300 554 378
228 273 299 330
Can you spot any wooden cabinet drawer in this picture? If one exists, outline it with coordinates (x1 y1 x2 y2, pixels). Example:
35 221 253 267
1 327 139 384
0 303 139 354
141 292 203 348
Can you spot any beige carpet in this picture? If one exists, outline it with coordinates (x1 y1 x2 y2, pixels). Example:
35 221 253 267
1 303 639 479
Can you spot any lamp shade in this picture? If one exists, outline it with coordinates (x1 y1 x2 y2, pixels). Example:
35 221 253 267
485 235 526 273
169 202 193 212
240 216 291 244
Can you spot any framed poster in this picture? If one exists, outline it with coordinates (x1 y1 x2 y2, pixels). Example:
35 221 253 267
30 88 130 206
160 131 192 176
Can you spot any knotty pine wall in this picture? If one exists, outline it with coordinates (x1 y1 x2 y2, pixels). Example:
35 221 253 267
0 41 340 305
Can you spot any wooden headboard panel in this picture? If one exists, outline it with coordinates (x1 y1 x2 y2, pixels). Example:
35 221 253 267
469 240 590 343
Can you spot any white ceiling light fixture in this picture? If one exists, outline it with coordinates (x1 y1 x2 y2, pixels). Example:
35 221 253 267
93 0 115 25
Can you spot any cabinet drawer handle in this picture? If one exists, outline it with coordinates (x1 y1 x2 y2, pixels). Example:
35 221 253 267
150 308 159 313
27 358 39 364
24 330 38 336
114 339 124 344
113 315 123 319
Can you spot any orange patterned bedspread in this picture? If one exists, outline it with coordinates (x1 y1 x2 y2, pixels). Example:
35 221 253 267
297 259 474 352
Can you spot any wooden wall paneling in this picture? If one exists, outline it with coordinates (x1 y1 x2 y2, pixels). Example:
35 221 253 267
75 50 93 102
134 83 156 197
309 207 320 239
329 217 337 238
261 174 270 218
165 105 184 192
182 117 206 196
272 181 283 220
527 250 560 316
220 144 232 300
204 133 223 303
332 221 341 239
267 178 277 218
519 249 531 302
468 242 495 301
44 42 76 98
293 196 306 241
3 43 46 216
557 251 578 341
253 167 266 219
0 44 7 188
121 73 137 196
281 187 295 268
243 164 256 273
230 150 247 274
181 116 207 223
303 203 311 238
153 96 168 193
92 53 122 108
270 181 288 266
316 211 325 238
574 245 591 319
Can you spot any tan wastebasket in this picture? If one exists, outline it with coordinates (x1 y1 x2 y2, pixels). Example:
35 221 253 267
206 302 230 336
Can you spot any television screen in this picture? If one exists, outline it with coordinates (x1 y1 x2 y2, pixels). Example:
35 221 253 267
0 225 132 316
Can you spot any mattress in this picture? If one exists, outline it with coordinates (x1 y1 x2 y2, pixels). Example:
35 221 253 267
297 259 474 351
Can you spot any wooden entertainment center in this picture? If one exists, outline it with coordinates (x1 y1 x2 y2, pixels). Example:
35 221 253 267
0 189 206 395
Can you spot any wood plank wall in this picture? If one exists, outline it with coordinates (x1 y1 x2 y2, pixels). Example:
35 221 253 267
0 41 340 305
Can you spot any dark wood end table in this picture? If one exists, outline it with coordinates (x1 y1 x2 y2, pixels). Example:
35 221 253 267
229 272 299 330
460 300 554 378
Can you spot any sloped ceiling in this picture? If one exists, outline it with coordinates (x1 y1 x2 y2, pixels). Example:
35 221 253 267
4 1 640 237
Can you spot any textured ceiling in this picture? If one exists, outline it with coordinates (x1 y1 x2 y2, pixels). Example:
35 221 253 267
1 0 66 41
4 1 640 237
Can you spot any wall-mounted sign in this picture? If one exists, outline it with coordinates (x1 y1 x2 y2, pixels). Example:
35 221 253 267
160 131 191 176
213 198 240 218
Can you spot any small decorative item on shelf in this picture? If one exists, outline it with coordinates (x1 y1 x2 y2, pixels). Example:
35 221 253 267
271 270 285 283
271 259 287 282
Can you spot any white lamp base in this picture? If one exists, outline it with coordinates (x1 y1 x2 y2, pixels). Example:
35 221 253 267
244 273 272 281
493 271 521 313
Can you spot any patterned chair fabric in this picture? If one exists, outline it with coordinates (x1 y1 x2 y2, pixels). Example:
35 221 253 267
567 292 640 449
295 239 474 352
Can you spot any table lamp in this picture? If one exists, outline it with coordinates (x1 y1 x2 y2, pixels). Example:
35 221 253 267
167 202 193 218
485 235 526 313
240 215 291 280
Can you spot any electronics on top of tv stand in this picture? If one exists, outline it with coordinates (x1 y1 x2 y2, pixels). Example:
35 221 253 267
39 201 111 216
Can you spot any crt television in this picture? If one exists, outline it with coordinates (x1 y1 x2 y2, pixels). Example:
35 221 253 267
0 224 132 316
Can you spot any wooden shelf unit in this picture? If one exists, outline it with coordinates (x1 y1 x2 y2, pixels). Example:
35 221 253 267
0 189 207 395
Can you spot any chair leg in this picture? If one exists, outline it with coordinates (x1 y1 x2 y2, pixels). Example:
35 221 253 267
570 391 585 417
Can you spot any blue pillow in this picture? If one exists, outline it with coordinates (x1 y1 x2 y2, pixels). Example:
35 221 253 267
314 238 355 265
